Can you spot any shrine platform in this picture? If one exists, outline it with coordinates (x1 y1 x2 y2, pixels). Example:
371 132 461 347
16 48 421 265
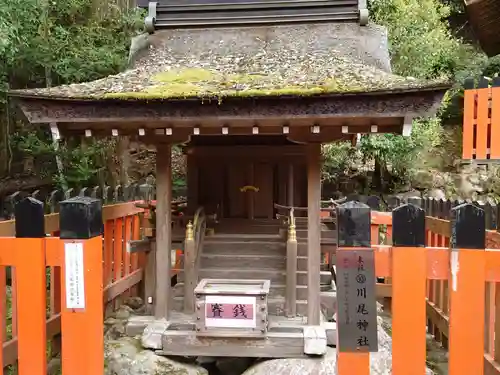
127 312 337 358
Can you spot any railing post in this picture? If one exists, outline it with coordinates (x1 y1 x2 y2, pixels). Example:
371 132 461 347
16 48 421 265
285 208 297 317
59 197 104 375
144 240 157 315
15 197 47 375
449 203 486 375
392 203 426 375
336 201 377 375
184 221 196 313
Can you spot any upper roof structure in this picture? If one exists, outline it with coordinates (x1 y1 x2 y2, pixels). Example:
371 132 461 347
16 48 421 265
138 0 368 33
9 24 451 143
10 25 448 101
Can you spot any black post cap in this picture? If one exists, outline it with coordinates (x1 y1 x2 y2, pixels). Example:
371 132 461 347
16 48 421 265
337 201 371 247
59 197 103 240
478 77 489 89
392 204 426 247
450 203 485 249
463 78 475 90
15 197 45 238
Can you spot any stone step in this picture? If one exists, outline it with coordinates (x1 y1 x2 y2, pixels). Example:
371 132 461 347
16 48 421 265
203 241 286 255
173 283 331 300
172 295 309 316
202 241 336 257
177 253 326 271
205 234 283 243
177 268 332 286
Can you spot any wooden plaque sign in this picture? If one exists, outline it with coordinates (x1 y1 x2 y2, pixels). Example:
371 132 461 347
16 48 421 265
194 279 270 338
205 295 257 328
336 249 378 352
64 242 86 310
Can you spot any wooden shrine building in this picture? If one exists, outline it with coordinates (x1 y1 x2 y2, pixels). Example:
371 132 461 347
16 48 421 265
8 14 449 357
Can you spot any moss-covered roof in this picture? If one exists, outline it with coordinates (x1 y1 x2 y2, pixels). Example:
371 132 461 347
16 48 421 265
10 26 450 101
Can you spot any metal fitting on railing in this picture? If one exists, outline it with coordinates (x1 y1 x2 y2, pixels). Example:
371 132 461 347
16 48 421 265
186 220 194 241
288 208 296 242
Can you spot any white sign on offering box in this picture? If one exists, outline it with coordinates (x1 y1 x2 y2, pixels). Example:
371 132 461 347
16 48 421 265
64 242 86 309
205 295 257 329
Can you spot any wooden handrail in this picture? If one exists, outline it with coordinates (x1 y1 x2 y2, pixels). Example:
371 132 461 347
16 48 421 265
274 197 347 213
183 206 207 313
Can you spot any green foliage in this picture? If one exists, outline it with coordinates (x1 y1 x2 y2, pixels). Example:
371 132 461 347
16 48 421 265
0 0 144 187
369 0 477 80
359 118 443 179
322 119 445 193
322 142 360 182
0 0 143 88
11 127 116 188
320 0 492 194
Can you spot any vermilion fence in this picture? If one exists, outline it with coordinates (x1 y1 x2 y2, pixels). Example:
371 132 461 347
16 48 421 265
0 199 146 374
337 201 494 374
1 194 498 374
463 76 500 161
424 208 500 374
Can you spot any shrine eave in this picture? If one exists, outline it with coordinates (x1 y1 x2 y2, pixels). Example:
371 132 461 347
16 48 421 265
13 86 448 128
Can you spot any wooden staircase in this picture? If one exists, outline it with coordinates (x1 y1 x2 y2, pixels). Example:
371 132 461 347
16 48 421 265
172 219 337 316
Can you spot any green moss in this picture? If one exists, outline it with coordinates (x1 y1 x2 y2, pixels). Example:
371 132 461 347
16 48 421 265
105 83 205 99
228 86 326 97
152 68 215 83
102 67 406 100
223 73 268 85
154 360 189 375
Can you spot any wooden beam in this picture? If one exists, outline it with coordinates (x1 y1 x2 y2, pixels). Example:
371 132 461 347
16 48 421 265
287 163 294 207
161 330 307 358
189 145 307 158
15 90 444 124
128 239 152 253
154 143 172 320
307 143 322 325
103 269 143 304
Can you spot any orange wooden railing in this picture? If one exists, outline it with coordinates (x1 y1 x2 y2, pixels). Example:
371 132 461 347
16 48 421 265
368 210 500 374
425 214 500 374
463 79 500 160
370 211 393 307
4 198 499 374
321 211 393 300
0 201 183 373
334 204 496 374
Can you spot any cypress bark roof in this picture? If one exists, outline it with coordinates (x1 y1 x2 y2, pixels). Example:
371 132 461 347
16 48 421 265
9 25 451 101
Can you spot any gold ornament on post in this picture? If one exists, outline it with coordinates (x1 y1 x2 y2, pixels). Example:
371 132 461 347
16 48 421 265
186 221 194 241
288 208 296 242
239 185 259 193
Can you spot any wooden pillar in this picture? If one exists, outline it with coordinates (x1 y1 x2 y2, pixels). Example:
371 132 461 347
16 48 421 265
286 214 297 317
287 163 294 207
154 143 172 320
307 143 321 325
